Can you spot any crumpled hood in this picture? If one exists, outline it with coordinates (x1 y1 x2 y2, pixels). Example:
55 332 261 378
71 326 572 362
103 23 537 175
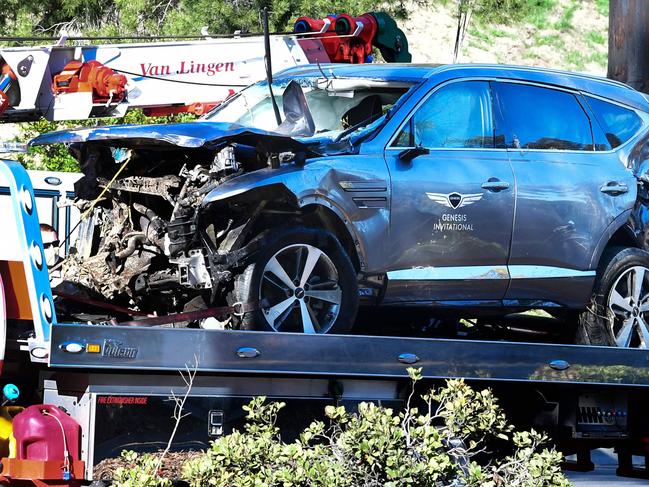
28 121 312 153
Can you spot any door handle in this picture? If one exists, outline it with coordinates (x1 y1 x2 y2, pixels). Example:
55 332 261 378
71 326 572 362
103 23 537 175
481 179 510 192
600 182 628 196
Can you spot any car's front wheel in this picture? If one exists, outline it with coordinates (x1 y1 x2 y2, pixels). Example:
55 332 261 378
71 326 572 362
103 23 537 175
576 247 649 348
230 227 358 334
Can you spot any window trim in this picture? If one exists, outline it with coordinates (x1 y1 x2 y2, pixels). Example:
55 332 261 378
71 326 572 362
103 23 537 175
577 93 612 151
385 77 648 155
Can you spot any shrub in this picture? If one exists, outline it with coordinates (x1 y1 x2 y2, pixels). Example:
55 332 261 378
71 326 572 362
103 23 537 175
112 369 569 486
113 450 173 487
471 0 557 25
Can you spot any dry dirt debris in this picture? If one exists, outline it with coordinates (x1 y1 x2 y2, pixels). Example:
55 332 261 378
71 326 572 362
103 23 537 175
402 0 608 75
93 450 203 481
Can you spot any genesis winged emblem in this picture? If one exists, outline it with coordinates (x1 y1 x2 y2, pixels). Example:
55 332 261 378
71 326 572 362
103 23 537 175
426 191 483 209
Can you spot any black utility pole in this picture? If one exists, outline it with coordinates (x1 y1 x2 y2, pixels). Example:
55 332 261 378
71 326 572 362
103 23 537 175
262 7 282 126
608 0 649 92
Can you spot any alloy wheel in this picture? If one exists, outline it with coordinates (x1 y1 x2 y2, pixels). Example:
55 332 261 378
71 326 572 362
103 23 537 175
259 243 342 333
606 265 649 348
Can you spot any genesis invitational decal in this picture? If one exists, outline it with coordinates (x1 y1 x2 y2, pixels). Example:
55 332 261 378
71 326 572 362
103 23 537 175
427 192 482 232
426 192 483 209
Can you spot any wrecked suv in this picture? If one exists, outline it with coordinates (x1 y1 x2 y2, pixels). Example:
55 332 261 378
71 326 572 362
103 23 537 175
32 64 649 348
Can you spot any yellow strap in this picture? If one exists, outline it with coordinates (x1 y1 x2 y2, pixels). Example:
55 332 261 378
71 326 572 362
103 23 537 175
80 156 131 221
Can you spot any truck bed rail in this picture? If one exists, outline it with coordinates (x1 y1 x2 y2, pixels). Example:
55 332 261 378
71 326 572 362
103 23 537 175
50 323 649 386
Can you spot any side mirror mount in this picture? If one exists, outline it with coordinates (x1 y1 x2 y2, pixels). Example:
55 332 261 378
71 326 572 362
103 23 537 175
398 146 429 163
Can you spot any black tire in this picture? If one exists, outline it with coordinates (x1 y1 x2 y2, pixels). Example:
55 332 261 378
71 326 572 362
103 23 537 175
229 227 358 334
576 247 649 347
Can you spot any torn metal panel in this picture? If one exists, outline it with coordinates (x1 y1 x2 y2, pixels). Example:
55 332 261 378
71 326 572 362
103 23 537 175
28 121 312 154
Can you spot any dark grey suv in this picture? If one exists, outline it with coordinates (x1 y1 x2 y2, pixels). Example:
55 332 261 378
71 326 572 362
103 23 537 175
33 64 649 348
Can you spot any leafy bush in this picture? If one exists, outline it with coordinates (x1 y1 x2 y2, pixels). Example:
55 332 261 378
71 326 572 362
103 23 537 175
469 0 556 25
113 450 172 487
113 369 569 487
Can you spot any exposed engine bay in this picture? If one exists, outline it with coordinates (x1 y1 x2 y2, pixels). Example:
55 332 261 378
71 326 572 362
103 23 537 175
54 136 292 321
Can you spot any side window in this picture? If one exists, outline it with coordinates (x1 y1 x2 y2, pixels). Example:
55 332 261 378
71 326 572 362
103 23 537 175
494 82 593 151
585 96 643 149
393 81 494 148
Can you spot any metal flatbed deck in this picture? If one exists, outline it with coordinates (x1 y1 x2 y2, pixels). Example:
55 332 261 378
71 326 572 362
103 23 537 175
49 323 649 387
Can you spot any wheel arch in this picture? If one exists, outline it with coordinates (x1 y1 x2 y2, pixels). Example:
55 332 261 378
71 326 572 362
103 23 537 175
202 185 365 272
589 210 638 270
298 203 363 272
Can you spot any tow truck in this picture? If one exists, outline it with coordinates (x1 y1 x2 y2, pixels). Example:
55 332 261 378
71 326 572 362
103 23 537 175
0 18 648 486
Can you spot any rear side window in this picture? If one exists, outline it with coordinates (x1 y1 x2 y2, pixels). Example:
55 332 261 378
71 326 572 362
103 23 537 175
494 82 593 151
393 81 494 148
585 96 643 148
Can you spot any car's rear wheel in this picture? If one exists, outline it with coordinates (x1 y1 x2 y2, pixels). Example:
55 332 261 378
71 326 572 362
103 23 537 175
576 247 649 348
230 227 358 334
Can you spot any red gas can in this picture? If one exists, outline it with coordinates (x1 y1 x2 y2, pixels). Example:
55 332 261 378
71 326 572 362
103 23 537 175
11 405 81 462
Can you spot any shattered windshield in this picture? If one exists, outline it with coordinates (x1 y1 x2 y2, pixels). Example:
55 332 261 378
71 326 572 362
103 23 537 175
202 76 412 139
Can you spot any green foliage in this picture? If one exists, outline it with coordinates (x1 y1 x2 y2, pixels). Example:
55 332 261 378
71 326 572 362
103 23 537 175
465 0 558 49
585 29 606 47
564 47 607 71
113 372 569 487
17 118 81 172
17 110 196 171
534 32 565 49
554 0 579 31
113 450 172 487
0 0 408 39
594 0 608 17
564 49 586 70
492 430 569 486
471 0 556 26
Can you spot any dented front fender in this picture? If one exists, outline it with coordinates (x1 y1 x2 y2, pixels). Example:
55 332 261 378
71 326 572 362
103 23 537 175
201 155 391 273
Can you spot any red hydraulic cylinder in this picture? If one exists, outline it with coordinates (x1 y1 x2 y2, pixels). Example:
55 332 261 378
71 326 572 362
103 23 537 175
294 13 378 64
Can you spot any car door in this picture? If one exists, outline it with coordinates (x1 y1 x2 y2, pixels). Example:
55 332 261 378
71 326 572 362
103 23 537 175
382 80 515 304
492 81 637 307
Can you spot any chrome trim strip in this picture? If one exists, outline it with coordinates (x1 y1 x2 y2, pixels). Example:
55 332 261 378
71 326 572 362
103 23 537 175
339 180 388 192
385 147 509 152
352 197 387 209
508 265 596 279
387 266 509 281
386 265 595 281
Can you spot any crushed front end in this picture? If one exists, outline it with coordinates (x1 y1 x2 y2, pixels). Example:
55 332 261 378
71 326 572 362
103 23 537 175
32 123 313 324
